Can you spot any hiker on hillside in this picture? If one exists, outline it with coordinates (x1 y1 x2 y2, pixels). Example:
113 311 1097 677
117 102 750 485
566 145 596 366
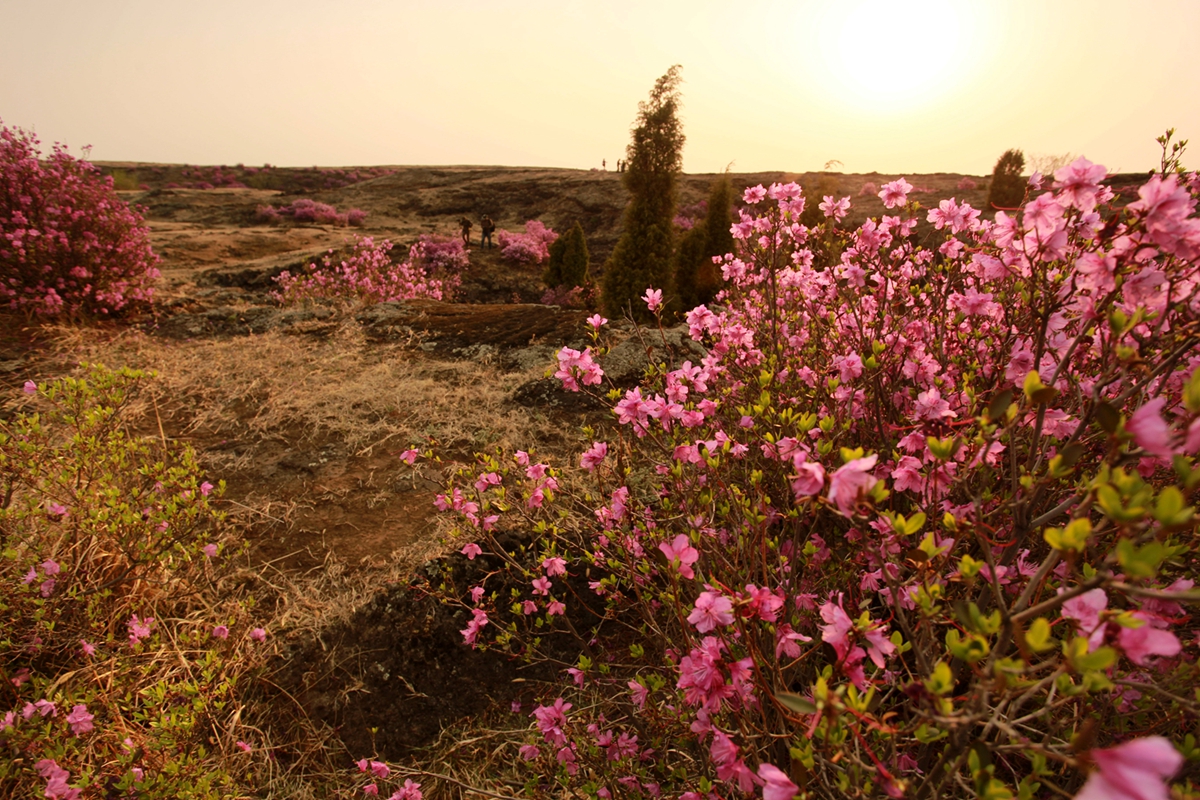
480 215 495 249
459 216 473 246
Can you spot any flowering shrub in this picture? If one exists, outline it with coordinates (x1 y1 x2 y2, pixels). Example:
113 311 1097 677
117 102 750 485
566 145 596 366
256 198 367 227
411 234 470 275
540 283 598 309
425 160 1200 799
957 176 979 191
1 366 268 799
273 235 460 306
498 220 558 265
858 181 878 197
0 120 160 317
674 200 709 230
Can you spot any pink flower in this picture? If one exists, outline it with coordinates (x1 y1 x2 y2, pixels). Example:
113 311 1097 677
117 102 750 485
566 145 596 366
390 778 422 800
80 640 96 657
236 740 252 753
758 762 800 800
1076 736 1182 800
643 287 664 312
213 625 229 640
519 744 541 761
1126 397 1174 458
542 556 567 576
199 481 214 496
250 627 267 642
399 449 419 465
460 608 489 646
34 698 57 717
23 380 37 394
460 542 482 560
790 458 825 497
1118 615 1181 666
687 590 735 633
827 454 878 516
658 534 700 580
66 704 94 735
470 586 485 604
547 599 566 616
532 576 552 595
580 441 608 471
877 178 913 209
587 314 608 329
202 543 219 558
127 614 155 645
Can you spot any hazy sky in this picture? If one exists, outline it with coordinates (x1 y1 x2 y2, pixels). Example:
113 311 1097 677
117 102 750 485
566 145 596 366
3 0 1198 175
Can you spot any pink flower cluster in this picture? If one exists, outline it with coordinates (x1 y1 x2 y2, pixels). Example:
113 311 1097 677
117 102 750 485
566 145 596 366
497 220 557 264
1 119 160 316
273 236 460 306
256 198 367 227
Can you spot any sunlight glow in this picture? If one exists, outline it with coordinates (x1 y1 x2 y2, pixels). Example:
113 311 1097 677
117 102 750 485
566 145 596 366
820 0 975 113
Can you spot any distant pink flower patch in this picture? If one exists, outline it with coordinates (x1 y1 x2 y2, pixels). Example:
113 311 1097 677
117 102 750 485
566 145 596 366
1076 736 1181 800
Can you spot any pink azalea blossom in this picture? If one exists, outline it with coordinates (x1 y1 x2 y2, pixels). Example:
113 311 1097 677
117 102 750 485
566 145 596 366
827 454 879 516
642 287 664 312
1126 397 1174 458
213 625 229 640
659 534 700 580
1118 614 1181 666
460 542 482 560
688 590 735 633
202 543 218 558
587 314 608 329
250 627 267 642
23 380 37 394
65 704 94 735
1076 736 1182 800
399 449 419 465
236 740 252 753
758 762 800 800
877 178 913 209
580 441 608 472
390 778 422 800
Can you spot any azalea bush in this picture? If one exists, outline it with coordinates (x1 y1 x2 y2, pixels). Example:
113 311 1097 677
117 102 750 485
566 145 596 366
0 366 269 799
0 120 160 317
498 220 558 265
255 198 367 226
273 235 460 306
423 155 1200 800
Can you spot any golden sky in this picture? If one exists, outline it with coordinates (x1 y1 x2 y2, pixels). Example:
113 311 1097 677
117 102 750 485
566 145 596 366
3 0 1198 175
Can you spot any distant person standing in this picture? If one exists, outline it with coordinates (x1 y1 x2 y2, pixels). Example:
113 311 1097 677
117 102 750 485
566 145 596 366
459 216 473 246
480 215 495 248
602 159 607 170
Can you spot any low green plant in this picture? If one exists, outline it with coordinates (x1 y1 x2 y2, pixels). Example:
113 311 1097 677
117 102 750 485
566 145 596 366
0 366 269 799
986 147 1026 211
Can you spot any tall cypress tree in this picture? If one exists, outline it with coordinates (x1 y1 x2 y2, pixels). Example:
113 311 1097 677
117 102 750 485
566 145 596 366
673 174 734 311
603 66 685 321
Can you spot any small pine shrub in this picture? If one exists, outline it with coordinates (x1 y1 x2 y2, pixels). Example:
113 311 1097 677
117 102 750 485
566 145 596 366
0 121 160 317
543 222 589 290
673 174 733 310
986 148 1027 211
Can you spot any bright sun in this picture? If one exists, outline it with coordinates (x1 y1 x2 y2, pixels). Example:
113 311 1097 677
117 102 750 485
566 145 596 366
819 0 974 113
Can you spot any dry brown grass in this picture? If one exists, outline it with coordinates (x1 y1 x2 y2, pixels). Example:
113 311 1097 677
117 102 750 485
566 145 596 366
47 320 565 463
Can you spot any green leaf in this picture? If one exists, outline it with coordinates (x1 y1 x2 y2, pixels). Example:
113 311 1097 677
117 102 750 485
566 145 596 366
1115 538 1166 579
775 691 817 715
1044 518 1091 552
1155 486 1194 527
1025 618 1055 652
986 389 1014 423
927 662 954 695
1023 371 1058 404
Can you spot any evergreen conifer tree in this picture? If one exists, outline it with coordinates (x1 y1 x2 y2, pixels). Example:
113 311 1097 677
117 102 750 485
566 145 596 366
986 148 1026 212
603 66 685 321
544 222 590 289
673 174 733 310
